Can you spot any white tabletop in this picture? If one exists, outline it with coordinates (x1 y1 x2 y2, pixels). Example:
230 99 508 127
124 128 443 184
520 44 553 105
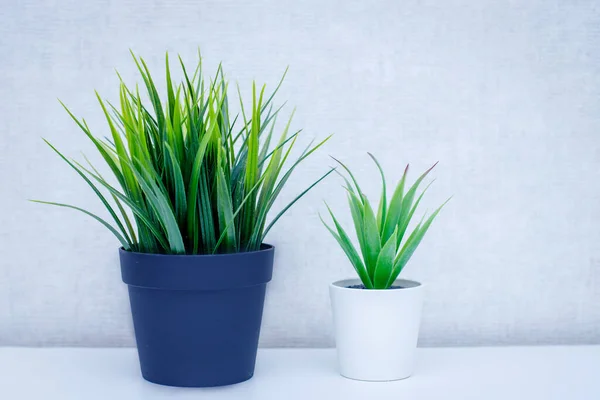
0 346 598 399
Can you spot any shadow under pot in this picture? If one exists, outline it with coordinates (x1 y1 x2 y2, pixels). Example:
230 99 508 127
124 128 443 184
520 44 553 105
119 244 274 387
329 278 424 381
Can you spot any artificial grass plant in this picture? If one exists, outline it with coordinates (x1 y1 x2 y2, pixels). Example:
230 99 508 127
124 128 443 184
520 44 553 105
33 52 332 254
322 154 449 289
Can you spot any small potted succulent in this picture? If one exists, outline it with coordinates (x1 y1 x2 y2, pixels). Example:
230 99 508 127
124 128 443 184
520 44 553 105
33 52 332 387
322 154 449 381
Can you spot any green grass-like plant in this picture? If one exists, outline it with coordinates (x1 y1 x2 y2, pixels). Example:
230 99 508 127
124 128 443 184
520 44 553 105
321 154 449 289
33 52 333 255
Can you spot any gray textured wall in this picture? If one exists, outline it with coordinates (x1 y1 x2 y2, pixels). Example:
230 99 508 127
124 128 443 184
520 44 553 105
1 0 599 347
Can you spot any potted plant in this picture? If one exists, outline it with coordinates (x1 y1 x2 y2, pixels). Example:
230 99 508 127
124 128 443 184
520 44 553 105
33 52 332 387
322 154 449 381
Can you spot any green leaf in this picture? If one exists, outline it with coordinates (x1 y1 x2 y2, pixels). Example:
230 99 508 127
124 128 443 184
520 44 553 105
31 200 130 250
164 144 187 225
95 92 139 198
368 153 387 235
321 209 373 289
126 159 185 254
43 139 132 246
396 180 434 248
165 52 176 119
346 190 366 261
331 156 363 199
211 172 268 254
186 127 213 245
388 197 451 285
373 227 397 289
75 161 171 252
395 162 438 247
361 195 381 281
215 163 236 252
381 164 409 242
261 167 335 240
58 101 127 190
249 134 332 249
82 154 138 245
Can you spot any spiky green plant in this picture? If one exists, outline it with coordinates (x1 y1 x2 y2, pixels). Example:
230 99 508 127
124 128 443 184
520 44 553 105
32 52 333 255
321 154 449 289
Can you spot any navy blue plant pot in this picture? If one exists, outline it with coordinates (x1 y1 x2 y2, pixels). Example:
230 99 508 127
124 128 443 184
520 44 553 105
119 244 274 387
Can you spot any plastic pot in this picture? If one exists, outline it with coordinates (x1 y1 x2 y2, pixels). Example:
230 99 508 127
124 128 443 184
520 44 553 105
119 244 274 387
329 278 424 381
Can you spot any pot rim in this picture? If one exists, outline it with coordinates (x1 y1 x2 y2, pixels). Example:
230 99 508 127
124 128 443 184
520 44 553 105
119 243 274 258
330 278 423 292
120 243 274 290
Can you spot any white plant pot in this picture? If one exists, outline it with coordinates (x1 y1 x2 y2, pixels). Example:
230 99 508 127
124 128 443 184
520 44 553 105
329 278 424 381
